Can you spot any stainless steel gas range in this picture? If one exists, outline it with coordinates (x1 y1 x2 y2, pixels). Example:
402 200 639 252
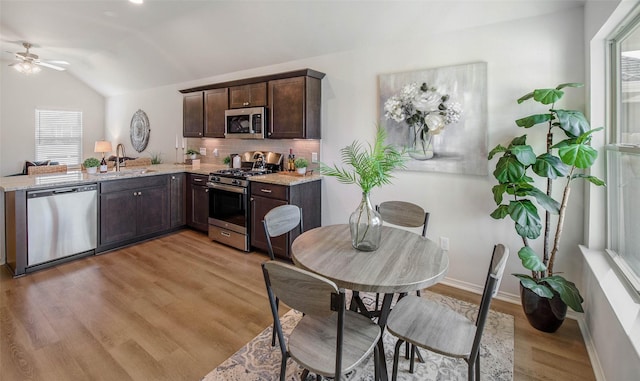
206 151 282 251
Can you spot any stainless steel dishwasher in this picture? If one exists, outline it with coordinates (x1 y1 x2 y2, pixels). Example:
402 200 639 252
27 184 98 267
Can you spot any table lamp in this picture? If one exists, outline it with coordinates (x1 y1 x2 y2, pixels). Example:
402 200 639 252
94 140 112 173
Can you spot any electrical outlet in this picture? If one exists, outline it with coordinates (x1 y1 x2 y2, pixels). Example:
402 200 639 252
440 237 450 251
199 147 207 156
213 148 219 157
312 152 318 163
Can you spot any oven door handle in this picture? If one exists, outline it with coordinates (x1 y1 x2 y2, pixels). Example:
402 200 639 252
208 183 247 194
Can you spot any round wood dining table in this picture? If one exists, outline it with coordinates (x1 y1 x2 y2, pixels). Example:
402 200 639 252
291 224 449 380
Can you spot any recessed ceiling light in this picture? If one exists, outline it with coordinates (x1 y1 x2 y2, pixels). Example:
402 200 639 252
129 0 143 4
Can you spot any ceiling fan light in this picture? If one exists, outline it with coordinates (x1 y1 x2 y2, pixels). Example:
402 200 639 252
13 61 41 74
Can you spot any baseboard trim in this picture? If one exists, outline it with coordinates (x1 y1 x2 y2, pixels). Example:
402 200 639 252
576 315 607 381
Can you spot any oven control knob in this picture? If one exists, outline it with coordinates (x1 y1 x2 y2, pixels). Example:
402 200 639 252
232 179 239 185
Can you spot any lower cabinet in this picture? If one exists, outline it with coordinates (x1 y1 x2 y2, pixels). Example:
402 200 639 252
250 180 321 259
99 175 170 250
187 174 209 232
170 173 186 228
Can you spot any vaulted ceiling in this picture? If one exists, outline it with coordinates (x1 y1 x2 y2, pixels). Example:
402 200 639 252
1 0 585 97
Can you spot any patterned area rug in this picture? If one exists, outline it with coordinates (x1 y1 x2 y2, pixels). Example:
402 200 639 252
203 291 513 380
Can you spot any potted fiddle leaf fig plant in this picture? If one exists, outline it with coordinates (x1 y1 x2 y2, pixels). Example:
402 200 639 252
321 126 405 251
488 83 605 332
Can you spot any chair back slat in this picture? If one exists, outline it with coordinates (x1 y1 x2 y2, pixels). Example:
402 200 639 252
470 244 509 360
377 201 429 236
263 261 339 318
264 204 302 238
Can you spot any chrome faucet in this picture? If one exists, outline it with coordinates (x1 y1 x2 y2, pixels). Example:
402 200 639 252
115 143 126 172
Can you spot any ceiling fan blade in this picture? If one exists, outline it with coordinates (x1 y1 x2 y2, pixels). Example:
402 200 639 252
42 60 70 65
36 61 66 71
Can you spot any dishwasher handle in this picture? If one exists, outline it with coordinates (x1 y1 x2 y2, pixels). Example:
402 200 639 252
27 184 98 198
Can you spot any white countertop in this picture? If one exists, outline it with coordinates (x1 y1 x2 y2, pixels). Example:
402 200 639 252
0 163 320 192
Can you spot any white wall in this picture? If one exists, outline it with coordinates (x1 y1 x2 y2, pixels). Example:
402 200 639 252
106 6 587 301
0 66 105 176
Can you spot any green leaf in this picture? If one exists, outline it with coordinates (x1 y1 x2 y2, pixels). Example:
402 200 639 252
488 144 507 160
490 204 510 219
518 246 547 272
526 187 560 214
516 114 552 128
510 135 528 146
493 156 526 183
533 88 564 105
554 109 590 137
558 143 598 168
516 92 535 104
508 200 541 239
532 153 569 179
514 275 555 298
543 275 584 313
556 83 584 90
511 145 537 166
492 184 508 204
572 174 606 186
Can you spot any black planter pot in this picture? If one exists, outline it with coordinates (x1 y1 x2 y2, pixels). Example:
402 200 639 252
520 283 567 333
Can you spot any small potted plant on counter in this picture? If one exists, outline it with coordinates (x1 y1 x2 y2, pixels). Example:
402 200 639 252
186 149 199 160
223 155 231 167
83 157 100 174
294 157 309 175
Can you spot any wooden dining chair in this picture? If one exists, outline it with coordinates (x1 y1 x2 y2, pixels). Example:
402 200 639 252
262 204 303 260
262 204 303 346
262 261 381 381
386 244 509 381
377 200 430 238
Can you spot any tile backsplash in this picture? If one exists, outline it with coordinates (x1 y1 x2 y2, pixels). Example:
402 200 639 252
184 138 321 171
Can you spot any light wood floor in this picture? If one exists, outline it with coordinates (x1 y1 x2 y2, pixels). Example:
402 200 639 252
1 230 595 380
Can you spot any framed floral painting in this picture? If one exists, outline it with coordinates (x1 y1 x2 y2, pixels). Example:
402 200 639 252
379 62 488 175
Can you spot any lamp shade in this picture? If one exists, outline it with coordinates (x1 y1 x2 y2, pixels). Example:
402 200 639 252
94 140 112 153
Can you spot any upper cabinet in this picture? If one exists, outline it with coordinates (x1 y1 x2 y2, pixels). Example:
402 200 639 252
229 82 267 109
268 76 321 139
180 69 325 140
183 88 229 138
204 88 228 138
183 92 204 138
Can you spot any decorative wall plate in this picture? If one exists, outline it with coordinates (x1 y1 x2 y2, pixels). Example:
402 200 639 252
130 109 150 152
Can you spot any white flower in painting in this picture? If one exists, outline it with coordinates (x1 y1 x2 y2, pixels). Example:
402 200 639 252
424 113 446 135
414 91 441 113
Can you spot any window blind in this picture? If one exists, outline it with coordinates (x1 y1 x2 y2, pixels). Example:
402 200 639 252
35 109 83 165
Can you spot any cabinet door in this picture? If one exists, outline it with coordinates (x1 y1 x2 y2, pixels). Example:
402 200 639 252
100 190 138 245
268 76 322 139
251 195 288 258
183 92 204 137
187 174 209 232
137 185 170 236
204 88 228 138
170 174 186 228
229 82 267 108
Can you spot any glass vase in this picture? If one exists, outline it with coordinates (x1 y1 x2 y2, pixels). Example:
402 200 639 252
349 192 382 251
408 125 434 160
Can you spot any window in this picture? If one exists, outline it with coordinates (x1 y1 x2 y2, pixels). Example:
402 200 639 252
35 109 83 165
608 14 640 293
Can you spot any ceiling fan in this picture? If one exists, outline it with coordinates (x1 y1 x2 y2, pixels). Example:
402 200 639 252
7 42 69 74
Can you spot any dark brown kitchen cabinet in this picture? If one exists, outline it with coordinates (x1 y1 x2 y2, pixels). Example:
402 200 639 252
204 88 228 138
229 82 267 108
170 173 186 228
183 92 204 137
99 176 170 250
268 76 321 139
187 174 209 232
250 180 321 260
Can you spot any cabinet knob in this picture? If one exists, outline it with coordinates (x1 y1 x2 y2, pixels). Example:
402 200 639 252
205 189 209 193
171 176 175 180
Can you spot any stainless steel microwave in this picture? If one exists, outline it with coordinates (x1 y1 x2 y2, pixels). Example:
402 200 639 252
224 107 266 139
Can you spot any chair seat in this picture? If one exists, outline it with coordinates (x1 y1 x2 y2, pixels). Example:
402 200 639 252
289 310 381 376
386 295 476 359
